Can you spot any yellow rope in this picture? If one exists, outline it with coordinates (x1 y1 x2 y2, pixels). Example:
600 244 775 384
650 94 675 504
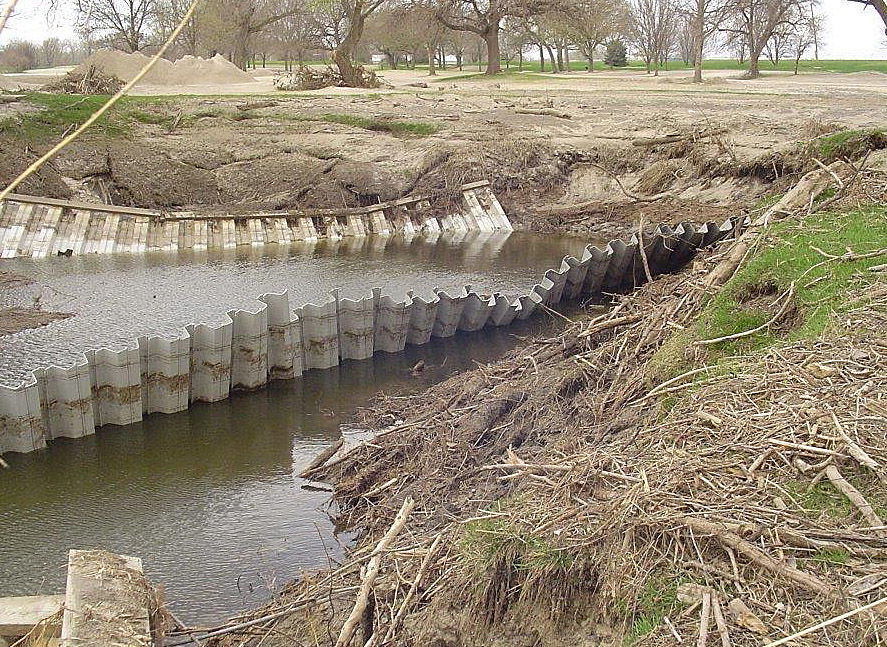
0 0 202 202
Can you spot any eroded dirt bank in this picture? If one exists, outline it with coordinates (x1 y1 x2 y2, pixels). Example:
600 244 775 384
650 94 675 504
3 70 887 240
195 166 887 647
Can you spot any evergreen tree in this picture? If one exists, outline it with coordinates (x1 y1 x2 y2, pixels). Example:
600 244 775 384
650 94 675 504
604 39 628 67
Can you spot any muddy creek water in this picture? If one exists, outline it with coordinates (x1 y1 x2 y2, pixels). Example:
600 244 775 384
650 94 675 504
0 232 589 624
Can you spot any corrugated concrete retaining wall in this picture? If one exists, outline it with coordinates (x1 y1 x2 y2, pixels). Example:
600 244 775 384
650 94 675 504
0 181 511 258
0 220 736 454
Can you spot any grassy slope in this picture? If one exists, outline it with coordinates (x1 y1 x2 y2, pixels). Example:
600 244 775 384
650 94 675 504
648 202 887 385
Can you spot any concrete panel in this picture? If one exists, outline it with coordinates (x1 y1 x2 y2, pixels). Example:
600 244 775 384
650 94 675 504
531 277 554 308
0 379 46 453
333 290 375 361
36 363 94 440
406 292 439 345
138 334 190 414
367 208 391 236
16 204 40 256
516 290 544 320
2 202 27 258
459 289 495 331
228 307 269 390
31 205 62 258
0 594 64 638
543 259 571 305
344 214 366 237
461 189 495 232
297 300 339 370
646 225 675 276
374 290 413 353
563 254 590 300
432 288 467 338
490 293 519 326
601 239 636 293
259 291 302 380
87 348 142 427
668 223 706 271
187 321 232 403
581 246 612 296
61 550 152 647
50 207 74 255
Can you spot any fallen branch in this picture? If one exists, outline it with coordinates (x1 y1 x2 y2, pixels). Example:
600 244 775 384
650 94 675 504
695 283 795 346
761 595 887 647
335 497 416 647
825 465 885 531
379 533 443 644
299 438 345 478
681 517 840 600
632 128 727 146
515 108 571 119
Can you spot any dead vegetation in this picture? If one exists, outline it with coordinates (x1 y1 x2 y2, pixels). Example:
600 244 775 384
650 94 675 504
274 66 382 91
42 66 125 95
168 165 887 647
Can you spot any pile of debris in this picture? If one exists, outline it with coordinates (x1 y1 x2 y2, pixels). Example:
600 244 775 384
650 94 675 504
274 65 381 91
190 165 887 647
42 65 124 94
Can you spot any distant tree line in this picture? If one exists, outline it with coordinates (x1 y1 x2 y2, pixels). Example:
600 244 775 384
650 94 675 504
2 0 883 83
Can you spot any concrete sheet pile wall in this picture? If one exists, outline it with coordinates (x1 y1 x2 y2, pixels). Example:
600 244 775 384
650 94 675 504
0 220 735 454
0 181 512 259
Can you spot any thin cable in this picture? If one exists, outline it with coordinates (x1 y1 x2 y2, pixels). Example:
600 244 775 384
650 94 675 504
0 0 22 37
0 0 201 202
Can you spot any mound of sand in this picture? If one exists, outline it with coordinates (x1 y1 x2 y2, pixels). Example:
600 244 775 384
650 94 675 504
75 50 255 86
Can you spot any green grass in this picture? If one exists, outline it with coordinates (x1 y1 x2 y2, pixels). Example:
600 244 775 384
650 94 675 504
786 474 887 523
312 113 440 136
428 58 887 81
697 205 887 352
622 576 682 645
646 203 887 385
812 129 887 161
0 93 179 140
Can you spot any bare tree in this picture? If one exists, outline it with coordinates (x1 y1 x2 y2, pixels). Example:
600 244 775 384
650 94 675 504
846 0 887 36
436 0 549 74
75 0 157 51
719 0 810 78
560 0 629 72
323 0 391 85
630 0 679 75
685 0 725 81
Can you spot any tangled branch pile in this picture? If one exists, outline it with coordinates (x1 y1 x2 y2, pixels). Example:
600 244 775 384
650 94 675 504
193 167 886 647
42 65 124 94
274 66 381 91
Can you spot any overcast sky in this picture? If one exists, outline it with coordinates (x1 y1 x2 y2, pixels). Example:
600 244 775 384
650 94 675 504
2 0 886 59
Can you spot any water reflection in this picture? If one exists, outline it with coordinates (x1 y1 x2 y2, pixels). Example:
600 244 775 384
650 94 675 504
0 293 562 623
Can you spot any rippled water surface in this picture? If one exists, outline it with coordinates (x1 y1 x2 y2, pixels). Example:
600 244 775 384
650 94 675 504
0 232 589 385
0 231 585 623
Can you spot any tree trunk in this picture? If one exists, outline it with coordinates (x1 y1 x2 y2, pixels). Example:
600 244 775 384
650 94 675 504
587 55 592 72
483 27 501 74
427 44 436 75
233 12 252 70
539 45 544 72
556 45 563 71
693 0 704 82
747 39 764 79
546 45 557 72
332 8 368 87
564 46 570 71
457 51 463 70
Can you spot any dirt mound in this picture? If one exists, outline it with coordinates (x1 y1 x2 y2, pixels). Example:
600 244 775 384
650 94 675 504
75 50 254 86
43 65 124 94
